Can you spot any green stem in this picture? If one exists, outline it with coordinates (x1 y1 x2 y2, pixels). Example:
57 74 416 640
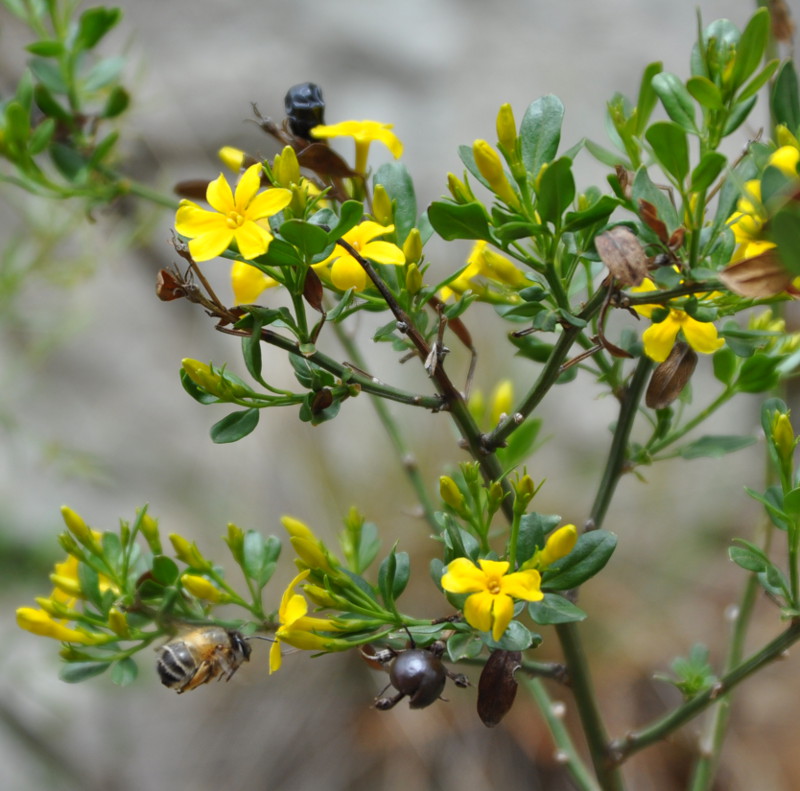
116 176 182 210
333 323 439 531
590 355 654 528
610 619 800 761
556 623 624 791
487 286 609 451
523 676 603 791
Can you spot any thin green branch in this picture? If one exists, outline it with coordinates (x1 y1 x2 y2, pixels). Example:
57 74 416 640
609 619 800 762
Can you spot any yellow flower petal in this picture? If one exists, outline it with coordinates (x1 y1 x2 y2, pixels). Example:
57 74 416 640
361 240 406 266
269 638 283 673
441 557 489 593
488 593 515 641
330 256 368 291
476 558 511 578
500 569 543 601
206 172 235 214
283 593 308 626
233 164 263 210
768 145 800 177
463 590 495 633
681 316 725 355
188 229 235 263
247 187 292 219
233 221 273 260
641 315 682 363
231 261 277 305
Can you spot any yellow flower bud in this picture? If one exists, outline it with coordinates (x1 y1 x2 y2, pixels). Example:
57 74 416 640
467 388 486 424
169 534 211 570
447 172 474 204
303 583 341 608
181 359 250 400
225 522 245 563
776 125 800 150
538 524 578 567
439 475 466 512
496 103 517 154
107 607 130 638
772 413 796 467
35 596 75 619
61 506 100 552
513 474 537 510
49 573 82 598
489 380 514 426
372 184 393 225
181 574 224 602
768 145 800 178
405 263 423 294
274 145 300 186
281 515 317 542
403 228 423 266
218 146 246 172
138 509 162 554
473 140 519 207
16 607 101 644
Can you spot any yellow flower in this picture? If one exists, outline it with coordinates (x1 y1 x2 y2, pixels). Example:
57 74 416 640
175 164 292 262
313 221 405 291
311 119 403 174
269 570 344 673
631 278 724 363
16 607 103 644
231 260 279 305
439 240 525 300
441 558 543 641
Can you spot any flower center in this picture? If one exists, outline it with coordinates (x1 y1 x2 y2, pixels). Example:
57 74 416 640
486 576 502 595
226 211 245 229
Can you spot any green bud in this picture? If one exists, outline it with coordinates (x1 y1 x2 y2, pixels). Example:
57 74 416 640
447 172 475 204
61 506 100 553
772 412 796 472
225 522 245 565
138 509 162 554
273 145 300 186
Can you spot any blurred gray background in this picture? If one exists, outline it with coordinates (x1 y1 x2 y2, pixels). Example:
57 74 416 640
2 1 799 789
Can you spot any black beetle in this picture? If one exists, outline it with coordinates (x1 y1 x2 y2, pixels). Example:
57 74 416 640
284 82 325 140
363 640 469 710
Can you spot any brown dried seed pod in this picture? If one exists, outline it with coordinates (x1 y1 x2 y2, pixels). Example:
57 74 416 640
477 649 522 727
595 226 649 287
719 250 792 298
645 342 698 410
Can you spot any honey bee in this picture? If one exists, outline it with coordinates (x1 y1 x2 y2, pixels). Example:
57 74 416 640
156 626 252 693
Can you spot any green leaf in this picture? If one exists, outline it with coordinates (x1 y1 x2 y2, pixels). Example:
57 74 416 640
769 204 800 277
50 143 87 181
536 157 575 225
59 662 111 683
652 72 697 132
26 40 64 58
75 7 122 51
325 200 363 242
690 151 726 193
82 56 126 93
497 418 542 473
29 57 68 94
280 219 330 258
686 76 724 110
563 195 620 233
737 60 780 104
520 94 564 175
356 522 381 573
374 161 417 244
29 117 55 155
110 657 138 687
242 530 280 587
445 631 484 661
210 408 260 443
378 548 410 608
679 434 756 459
771 60 800 131
152 555 179 586
102 85 129 118
33 84 71 122
645 121 689 183
634 61 664 136
736 355 781 393
730 8 769 91
485 620 539 652
542 530 617 590
632 167 679 233
722 96 757 138
4 101 30 145
427 201 493 241
783 487 800 518
528 593 587 625
712 346 736 385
